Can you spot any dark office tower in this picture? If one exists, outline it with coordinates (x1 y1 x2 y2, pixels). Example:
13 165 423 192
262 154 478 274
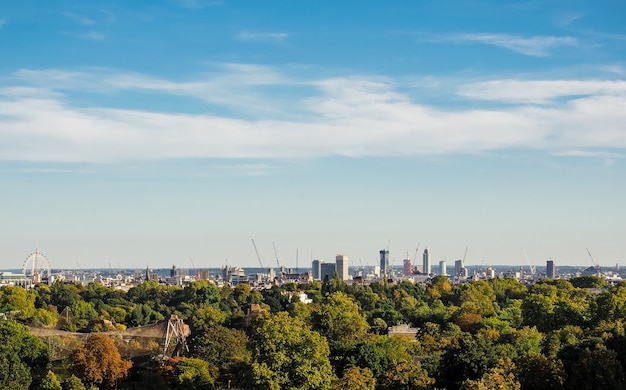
380 249 390 277
312 259 322 280
546 260 556 279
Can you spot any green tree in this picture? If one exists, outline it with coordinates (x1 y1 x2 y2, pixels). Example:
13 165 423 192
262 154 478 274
249 311 334 389
62 375 86 390
380 361 435 390
190 325 250 388
313 292 369 345
40 371 62 390
0 286 36 319
168 357 217 390
516 352 565 390
332 367 376 390
0 321 48 390
461 358 520 390
570 276 607 289
563 345 626 390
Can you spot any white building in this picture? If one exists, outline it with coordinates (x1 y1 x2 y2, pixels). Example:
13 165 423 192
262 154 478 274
336 254 349 281
423 248 431 275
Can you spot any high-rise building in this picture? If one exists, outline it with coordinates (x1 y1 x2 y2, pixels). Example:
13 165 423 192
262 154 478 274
423 248 431 275
312 259 322 280
546 260 556 279
320 263 336 282
455 259 463 277
336 255 349 281
403 258 414 276
439 260 446 276
380 249 390 277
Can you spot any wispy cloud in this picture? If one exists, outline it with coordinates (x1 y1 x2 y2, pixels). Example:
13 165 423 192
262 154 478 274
219 163 279 176
458 79 626 103
237 30 289 43
80 31 106 40
2 66 626 162
177 0 223 9
556 12 583 27
554 150 624 159
61 11 94 26
0 19 6 28
423 33 578 57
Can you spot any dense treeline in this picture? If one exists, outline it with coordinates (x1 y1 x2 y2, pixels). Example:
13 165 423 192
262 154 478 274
2 274 626 389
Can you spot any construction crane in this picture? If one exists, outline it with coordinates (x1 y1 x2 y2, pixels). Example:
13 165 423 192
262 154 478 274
251 239 266 271
523 249 536 275
462 246 469 265
586 248 601 276
272 241 282 269
413 244 420 265
189 257 198 278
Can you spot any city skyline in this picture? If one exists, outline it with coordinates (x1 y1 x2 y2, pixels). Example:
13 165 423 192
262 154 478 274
1 1 625 269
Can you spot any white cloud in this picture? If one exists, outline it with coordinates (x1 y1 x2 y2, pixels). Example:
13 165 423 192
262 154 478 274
81 31 106 40
1 67 626 162
424 33 578 57
554 150 624 158
237 30 289 43
61 11 94 26
458 79 626 104
177 0 223 9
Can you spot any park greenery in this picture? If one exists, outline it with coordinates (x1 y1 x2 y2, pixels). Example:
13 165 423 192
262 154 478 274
2 274 626 389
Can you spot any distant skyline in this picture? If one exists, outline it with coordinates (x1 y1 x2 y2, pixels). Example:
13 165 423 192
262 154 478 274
1 1 625 269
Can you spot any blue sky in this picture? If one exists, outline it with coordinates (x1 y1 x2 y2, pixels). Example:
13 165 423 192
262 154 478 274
1 0 625 270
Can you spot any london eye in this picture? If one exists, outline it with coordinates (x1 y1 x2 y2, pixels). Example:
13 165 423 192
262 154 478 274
22 247 52 285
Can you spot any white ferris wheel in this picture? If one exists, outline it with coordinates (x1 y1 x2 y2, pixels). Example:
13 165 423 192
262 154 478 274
22 246 52 284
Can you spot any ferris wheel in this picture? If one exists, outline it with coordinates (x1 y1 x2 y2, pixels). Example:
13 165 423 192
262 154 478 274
22 247 52 284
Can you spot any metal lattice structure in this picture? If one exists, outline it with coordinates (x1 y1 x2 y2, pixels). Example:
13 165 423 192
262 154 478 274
29 315 190 361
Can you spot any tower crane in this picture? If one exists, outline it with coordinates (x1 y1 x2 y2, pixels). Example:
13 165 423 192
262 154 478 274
586 248 601 276
523 249 536 275
272 241 282 269
251 239 266 272
189 257 198 278
413 244 420 265
463 246 469 265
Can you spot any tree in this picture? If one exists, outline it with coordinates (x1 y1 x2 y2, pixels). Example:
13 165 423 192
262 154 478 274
313 292 369 345
249 311 334 389
459 358 520 390
69 333 132 388
516 352 565 390
0 321 48 389
380 361 435 390
0 285 36 319
332 367 376 390
563 345 626 390
63 375 86 390
190 325 250 388
40 371 62 390
161 357 217 390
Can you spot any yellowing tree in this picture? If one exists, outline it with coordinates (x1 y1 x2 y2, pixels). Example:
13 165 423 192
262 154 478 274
69 333 132 389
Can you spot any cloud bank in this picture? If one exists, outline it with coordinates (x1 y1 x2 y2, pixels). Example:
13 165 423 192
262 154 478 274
1 66 625 162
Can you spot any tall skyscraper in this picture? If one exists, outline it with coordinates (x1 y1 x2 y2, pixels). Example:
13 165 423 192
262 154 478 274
380 249 390 277
439 260 446 276
455 259 463 277
312 259 322 280
546 260 556 279
423 248 431 275
336 255 349 281
320 263 336 282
